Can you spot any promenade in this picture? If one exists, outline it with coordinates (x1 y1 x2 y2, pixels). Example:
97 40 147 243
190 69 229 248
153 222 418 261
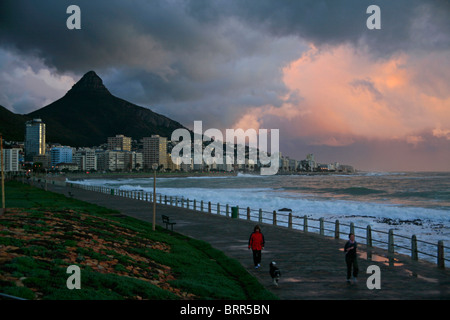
48 183 450 299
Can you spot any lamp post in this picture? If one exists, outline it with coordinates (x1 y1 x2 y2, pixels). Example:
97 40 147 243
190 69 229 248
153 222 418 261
0 132 5 215
152 163 158 231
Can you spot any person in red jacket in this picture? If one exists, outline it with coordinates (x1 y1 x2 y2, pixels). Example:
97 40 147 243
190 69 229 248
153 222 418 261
248 225 265 269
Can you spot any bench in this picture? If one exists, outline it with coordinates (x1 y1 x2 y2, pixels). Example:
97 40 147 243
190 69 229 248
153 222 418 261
162 215 176 231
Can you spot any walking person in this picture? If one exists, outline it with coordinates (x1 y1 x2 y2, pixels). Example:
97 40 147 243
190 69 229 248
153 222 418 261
248 225 265 269
344 233 359 283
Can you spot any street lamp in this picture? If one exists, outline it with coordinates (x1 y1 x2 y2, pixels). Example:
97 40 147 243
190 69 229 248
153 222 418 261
152 163 158 231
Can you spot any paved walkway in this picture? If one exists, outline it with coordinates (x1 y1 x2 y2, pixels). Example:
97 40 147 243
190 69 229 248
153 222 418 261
48 183 450 299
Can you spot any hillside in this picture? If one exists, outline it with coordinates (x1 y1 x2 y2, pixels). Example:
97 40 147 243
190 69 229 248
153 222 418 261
0 181 277 300
0 105 29 141
0 71 187 147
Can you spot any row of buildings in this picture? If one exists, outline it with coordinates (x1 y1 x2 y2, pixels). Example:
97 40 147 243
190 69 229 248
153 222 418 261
1 118 354 174
2 119 172 173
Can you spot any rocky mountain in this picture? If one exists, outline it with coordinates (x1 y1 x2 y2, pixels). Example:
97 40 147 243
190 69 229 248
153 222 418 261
0 71 186 147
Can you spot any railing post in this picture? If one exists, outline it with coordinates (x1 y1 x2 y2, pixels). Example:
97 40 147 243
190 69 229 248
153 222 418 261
388 229 395 256
438 240 445 269
208 201 211 213
272 210 277 226
187 198 190 209
247 207 251 220
319 217 324 236
303 215 308 232
288 212 293 229
258 209 262 223
226 204 229 217
194 199 197 211
367 225 373 247
201 200 204 212
334 220 340 239
350 222 355 236
411 235 418 261
217 203 220 215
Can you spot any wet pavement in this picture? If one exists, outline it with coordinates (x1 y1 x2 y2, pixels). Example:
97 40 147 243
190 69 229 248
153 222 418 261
47 183 450 299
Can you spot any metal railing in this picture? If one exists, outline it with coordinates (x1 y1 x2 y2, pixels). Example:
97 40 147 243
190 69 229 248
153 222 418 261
69 183 449 269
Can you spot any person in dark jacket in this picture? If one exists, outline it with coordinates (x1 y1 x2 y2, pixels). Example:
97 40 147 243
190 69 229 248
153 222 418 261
248 225 265 269
344 233 358 283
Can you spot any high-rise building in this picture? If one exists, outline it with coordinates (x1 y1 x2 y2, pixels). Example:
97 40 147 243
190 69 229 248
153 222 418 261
306 153 316 171
107 134 131 151
74 148 97 171
25 119 46 161
143 135 167 169
2 148 20 172
97 150 126 171
128 151 143 171
50 146 73 167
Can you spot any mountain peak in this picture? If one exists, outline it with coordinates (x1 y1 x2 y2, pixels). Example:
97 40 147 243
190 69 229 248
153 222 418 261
66 71 111 96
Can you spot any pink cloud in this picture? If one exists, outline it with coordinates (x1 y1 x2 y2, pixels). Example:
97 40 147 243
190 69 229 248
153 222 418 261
237 44 450 149
231 43 450 170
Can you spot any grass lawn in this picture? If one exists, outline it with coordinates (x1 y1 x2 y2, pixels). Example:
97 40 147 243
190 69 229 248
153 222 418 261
0 181 278 300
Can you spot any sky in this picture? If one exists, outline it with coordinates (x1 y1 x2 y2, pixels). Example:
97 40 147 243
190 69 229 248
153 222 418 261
1 0 449 172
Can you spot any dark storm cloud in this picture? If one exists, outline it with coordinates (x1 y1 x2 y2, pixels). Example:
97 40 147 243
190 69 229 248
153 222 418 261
2 1 448 83
1 0 449 170
1 0 307 125
187 0 450 55
1 0 449 127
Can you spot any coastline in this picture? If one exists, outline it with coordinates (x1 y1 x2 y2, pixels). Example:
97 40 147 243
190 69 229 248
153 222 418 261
63 171 238 181
43 181 450 299
60 171 450 265
59 170 358 181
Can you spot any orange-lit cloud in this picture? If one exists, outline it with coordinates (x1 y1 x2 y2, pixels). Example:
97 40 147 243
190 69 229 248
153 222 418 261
236 43 450 150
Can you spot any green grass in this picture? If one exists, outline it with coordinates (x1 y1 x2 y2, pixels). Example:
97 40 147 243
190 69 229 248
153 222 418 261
0 181 278 300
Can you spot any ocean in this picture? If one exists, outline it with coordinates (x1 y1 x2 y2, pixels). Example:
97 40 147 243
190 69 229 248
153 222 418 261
69 171 450 263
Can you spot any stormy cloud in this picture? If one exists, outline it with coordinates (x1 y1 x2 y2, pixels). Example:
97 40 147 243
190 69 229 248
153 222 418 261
1 0 449 170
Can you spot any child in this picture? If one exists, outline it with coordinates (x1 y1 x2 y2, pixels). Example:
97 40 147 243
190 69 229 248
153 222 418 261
248 225 265 268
